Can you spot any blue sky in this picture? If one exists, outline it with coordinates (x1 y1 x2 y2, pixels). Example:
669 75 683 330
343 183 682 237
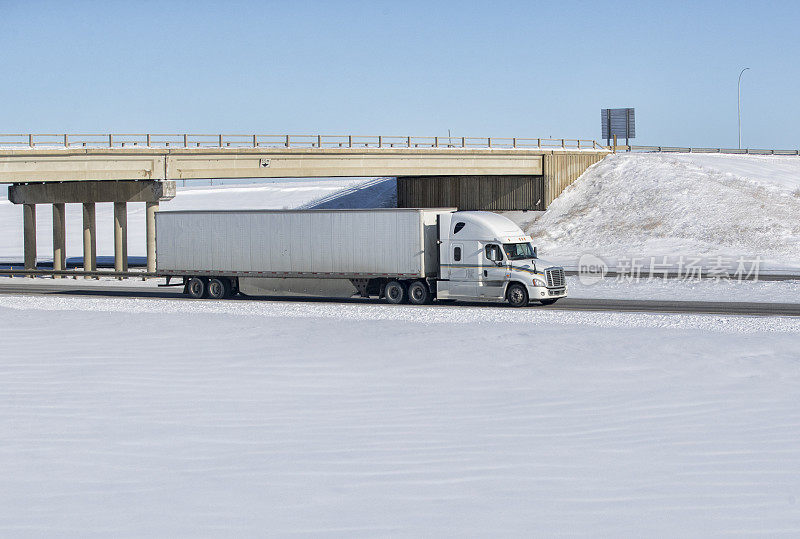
1 0 798 148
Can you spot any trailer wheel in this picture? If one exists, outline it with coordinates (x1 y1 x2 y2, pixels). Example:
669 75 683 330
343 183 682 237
384 280 406 304
506 283 529 307
187 277 207 299
207 278 228 299
408 281 430 305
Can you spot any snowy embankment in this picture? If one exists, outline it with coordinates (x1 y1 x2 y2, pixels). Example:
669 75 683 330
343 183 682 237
1 295 799 535
519 153 800 270
0 177 395 261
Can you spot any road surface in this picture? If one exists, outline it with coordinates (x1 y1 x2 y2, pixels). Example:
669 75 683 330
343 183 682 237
0 281 798 317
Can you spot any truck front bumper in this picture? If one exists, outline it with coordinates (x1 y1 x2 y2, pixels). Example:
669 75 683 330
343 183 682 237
528 285 568 301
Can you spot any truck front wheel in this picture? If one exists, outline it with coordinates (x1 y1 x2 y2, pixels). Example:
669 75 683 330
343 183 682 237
408 281 431 305
384 280 407 304
506 283 529 307
187 277 207 299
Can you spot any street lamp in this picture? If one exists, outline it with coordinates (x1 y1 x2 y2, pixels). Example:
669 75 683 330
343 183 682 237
738 67 750 149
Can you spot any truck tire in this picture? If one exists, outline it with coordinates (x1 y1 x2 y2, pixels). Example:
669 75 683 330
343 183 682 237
540 298 559 305
506 283 529 307
408 280 431 305
187 277 206 299
385 280 406 304
207 278 228 299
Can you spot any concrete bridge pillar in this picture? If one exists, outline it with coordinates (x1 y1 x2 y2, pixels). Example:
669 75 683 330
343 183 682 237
52 203 66 278
9 180 175 276
146 201 159 273
23 203 36 273
113 202 128 272
82 202 97 277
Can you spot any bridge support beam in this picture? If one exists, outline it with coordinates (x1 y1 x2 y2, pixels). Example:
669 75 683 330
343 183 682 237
8 180 176 205
23 203 36 273
114 202 128 272
82 203 97 277
146 201 158 273
52 203 66 278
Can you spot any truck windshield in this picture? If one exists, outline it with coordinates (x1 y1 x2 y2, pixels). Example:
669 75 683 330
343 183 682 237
503 242 536 260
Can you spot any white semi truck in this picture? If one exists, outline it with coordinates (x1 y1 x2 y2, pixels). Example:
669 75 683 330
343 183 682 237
155 208 566 307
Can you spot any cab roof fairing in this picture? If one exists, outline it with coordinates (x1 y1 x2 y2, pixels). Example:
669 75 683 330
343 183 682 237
449 211 530 243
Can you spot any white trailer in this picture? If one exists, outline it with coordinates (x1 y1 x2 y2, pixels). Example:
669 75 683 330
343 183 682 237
155 208 567 306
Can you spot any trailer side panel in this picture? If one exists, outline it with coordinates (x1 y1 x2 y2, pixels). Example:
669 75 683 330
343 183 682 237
156 209 447 278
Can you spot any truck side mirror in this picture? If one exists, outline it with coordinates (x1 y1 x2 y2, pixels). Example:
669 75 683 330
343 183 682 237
533 246 538 258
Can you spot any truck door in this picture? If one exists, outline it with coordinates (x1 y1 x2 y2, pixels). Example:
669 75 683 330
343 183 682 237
479 243 507 299
447 242 476 297
448 243 466 279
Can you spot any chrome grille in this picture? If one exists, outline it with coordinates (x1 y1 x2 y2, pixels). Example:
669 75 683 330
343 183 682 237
545 267 565 288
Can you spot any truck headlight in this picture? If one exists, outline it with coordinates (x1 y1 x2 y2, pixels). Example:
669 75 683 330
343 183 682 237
532 277 546 287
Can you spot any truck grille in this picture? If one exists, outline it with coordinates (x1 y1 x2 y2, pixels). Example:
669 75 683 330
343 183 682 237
545 267 565 288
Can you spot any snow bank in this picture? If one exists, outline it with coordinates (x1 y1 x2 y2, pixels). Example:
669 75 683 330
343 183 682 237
522 153 800 269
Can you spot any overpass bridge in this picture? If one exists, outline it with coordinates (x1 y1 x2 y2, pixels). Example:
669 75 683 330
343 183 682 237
0 133 609 275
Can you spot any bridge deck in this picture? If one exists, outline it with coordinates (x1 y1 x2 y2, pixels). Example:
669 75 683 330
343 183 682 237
0 134 609 182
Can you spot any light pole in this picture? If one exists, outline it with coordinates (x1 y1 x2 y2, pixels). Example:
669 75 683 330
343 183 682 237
738 67 750 149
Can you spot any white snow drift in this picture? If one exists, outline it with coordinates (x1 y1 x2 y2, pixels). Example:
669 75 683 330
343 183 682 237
523 153 800 269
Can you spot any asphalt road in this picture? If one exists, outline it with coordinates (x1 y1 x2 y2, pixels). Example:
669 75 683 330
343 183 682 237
1 281 799 317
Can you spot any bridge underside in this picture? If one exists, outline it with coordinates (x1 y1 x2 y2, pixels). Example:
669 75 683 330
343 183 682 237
397 152 606 211
398 176 545 211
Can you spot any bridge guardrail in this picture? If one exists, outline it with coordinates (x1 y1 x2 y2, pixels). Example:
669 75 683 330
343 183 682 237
0 133 609 151
626 145 800 156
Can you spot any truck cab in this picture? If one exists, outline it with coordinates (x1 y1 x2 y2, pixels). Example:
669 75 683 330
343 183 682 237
436 211 566 306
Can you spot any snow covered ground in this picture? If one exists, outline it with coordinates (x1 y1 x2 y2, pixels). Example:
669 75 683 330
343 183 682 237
518 153 800 271
1 295 799 535
567 275 800 303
